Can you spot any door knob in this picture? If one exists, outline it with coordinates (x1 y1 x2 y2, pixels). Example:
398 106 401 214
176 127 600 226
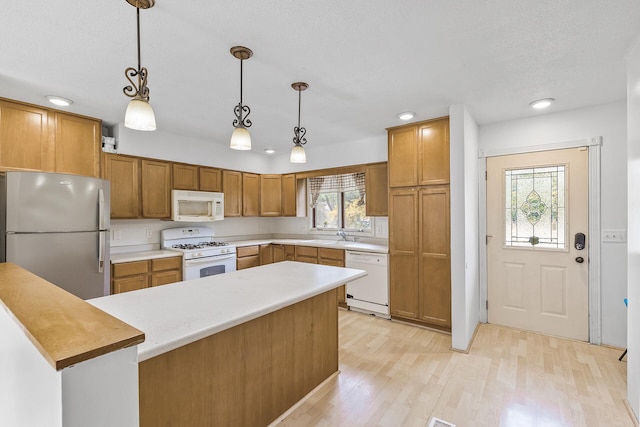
575 256 584 263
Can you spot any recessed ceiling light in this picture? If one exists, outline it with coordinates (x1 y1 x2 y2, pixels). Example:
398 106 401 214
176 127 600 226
264 148 276 154
46 95 73 107
529 98 554 110
398 111 415 120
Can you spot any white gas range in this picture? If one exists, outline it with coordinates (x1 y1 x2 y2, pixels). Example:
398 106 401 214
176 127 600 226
161 227 236 281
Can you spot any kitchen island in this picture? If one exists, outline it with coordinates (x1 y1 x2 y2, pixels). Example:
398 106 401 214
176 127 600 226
90 261 366 426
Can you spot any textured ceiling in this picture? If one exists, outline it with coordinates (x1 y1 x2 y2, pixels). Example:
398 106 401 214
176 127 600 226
1 1 639 155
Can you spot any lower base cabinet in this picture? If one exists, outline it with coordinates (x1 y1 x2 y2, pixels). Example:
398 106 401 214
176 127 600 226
111 256 182 294
237 246 260 270
318 248 347 307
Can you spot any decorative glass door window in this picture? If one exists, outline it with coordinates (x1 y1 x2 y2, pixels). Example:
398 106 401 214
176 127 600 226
504 165 566 249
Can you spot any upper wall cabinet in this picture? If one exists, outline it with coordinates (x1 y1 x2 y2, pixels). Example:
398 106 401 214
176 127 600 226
222 170 242 217
0 100 52 171
141 159 172 219
365 163 388 216
172 163 199 190
260 174 282 216
242 173 260 217
102 153 140 219
281 174 297 217
54 112 101 178
388 117 449 187
0 98 101 177
199 167 222 192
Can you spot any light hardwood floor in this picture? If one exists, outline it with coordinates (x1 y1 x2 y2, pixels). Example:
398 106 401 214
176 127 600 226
278 310 633 427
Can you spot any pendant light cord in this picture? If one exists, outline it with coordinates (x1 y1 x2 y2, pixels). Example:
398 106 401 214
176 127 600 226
297 88 301 129
240 59 244 104
136 7 141 72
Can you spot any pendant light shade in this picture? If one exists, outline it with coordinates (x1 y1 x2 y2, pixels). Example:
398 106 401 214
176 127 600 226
290 144 307 163
290 82 309 164
230 46 253 150
125 98 156 131
123 1 156 131
230 126 252 150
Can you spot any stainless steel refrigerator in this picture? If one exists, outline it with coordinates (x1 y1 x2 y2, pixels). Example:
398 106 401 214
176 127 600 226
0 171 110 299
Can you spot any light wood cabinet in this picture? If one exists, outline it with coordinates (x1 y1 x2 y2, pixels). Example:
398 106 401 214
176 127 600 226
172 163 198 190
222 170 242 217
111 256 182 294
199 167 222 192
242 173 260 216
285 245 296 261
365 163 388 216
237 245 260 270
318 248 346 306
141 159 172 218
102 154 140 219
388 117 451 331
388 117 449 188
281 174 297 216
272 244 285 262
260 244 273 265
260 174 282 216
0 100 52 171
53 112 100 178
295 246 318 264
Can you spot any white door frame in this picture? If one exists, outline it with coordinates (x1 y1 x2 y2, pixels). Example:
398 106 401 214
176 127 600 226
478 136 602 344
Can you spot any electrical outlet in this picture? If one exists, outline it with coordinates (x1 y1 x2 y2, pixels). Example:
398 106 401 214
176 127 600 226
376 225 383 235
112 229 122 241
602 229 626 243
146 229 153 239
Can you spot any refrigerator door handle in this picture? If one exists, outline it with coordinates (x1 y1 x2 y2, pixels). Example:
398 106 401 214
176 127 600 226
98 188 105 230
98 232 105 273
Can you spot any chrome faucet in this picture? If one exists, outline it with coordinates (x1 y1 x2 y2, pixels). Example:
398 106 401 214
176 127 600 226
336 229 348 241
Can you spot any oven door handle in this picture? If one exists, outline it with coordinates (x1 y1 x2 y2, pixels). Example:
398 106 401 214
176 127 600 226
184 254 237 266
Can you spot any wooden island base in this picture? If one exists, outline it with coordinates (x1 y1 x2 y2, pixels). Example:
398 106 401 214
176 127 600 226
139 288 338 426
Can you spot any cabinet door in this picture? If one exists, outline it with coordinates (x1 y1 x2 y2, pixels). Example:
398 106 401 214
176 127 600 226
242 173 260 216
151 270 182 287
0 100 52 171
272 244 285 263
281 174 297 217
418 118 450 185
319 256 346 305
113 275 148 294
285 245 296 261
141 159 172 218
419 186 451 329
389 188 419 319
54 112 100 178
222 170 242 217
260 174 282 216
388 125 418 187
102 154 140 218
237 255 260 270
365 163 388 216
260 244 273 265
199 167 222 192
172 163 198 190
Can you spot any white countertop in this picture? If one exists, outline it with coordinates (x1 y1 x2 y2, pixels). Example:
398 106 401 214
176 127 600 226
110 250 182 264
88 261 366 361
233 238 389 254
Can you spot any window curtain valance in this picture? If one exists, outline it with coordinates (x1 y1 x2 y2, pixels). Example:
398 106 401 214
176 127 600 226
309 172 365 207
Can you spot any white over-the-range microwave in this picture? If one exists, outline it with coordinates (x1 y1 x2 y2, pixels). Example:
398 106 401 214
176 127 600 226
171 190 224 222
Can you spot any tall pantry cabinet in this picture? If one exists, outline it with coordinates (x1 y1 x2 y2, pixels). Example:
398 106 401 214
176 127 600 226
388 117 451 331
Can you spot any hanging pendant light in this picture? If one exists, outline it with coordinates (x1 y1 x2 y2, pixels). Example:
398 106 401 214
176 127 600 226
123 0 156 131
230 46 253 150
290 82 308 163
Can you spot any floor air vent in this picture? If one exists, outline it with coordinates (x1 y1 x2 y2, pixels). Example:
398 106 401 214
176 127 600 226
428 417 456 427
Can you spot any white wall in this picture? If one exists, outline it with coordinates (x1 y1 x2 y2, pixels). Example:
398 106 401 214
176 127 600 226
479 101 628 348
626 40 640 419
114 124 272 173
450 105 480 351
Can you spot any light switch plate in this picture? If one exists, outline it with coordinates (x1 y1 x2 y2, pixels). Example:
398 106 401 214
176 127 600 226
602 229 626 243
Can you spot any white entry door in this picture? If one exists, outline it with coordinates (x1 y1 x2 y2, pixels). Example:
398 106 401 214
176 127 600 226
487 147 589 341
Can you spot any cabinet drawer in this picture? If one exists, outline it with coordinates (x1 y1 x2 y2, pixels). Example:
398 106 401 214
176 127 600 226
318 248 344 262
237 245 260 257
296 255 318 264
237 255 260 270
112 261 149 278
151 270 182 287
295 246 318 258
152 256 182 272
112 275 148 294
319 258 344 268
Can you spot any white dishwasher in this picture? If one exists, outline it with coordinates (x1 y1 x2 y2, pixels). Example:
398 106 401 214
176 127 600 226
345 251 390 319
